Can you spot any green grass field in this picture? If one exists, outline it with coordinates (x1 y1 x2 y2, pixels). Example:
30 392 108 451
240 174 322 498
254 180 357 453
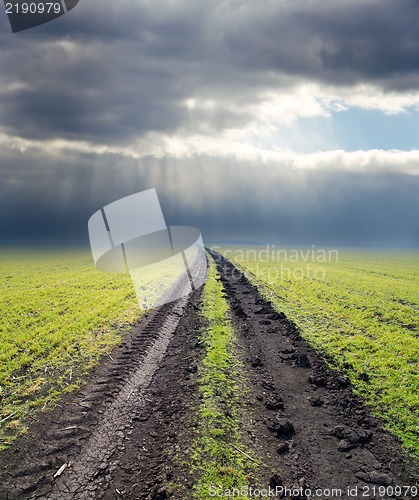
1 245 418 462
218 246 419 458
0 247 140 449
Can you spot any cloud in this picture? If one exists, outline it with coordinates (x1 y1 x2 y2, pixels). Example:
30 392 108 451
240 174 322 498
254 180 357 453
1 0 419 247
1 0 419 152
223 0 419 88
1 144 418 247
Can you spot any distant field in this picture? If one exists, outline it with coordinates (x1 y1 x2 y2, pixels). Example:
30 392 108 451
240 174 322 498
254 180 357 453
0 247 139 449
217 246 419 457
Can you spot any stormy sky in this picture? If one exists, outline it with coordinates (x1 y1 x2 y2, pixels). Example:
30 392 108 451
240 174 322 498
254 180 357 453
1 0 419 247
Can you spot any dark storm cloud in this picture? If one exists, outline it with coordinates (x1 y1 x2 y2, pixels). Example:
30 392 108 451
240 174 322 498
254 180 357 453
224 0 419 88
1 146 418 247
1 0 419 146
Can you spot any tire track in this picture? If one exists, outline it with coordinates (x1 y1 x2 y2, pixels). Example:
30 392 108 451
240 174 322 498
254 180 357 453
2 254 417 499
0 291 190 499
210 250 419 497
45 295 188 499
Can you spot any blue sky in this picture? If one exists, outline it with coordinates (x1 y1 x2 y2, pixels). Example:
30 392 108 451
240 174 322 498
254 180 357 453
333 108 419 152
267 107 419 153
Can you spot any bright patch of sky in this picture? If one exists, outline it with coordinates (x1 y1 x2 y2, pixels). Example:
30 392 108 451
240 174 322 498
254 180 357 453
332 108 419 152
259 107 419 154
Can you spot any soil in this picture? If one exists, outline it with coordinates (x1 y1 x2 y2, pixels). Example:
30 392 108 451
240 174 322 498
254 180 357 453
211 251 418 499
0 253 417 499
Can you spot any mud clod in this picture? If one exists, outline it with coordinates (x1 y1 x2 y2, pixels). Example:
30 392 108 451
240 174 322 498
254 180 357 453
333 426 373 451
268 420 295 438
308 396 323 407
355 470 393 485
293 353 311 368
269 474 283 488
250 356 264 368
276 442 290 454
265 397 284 411
308 374 326 387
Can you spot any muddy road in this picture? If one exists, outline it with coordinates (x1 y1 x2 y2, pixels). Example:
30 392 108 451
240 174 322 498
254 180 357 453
0 253 417 499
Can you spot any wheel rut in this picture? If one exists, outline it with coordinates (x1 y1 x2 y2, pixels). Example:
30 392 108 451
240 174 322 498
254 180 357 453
210 251 418 498
0 290 198 499
1 254 418 499
46 295 188 499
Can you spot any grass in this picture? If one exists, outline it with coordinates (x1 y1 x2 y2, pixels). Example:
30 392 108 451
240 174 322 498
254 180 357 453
191 255 257 499
218 246 419 459
0 246 140 449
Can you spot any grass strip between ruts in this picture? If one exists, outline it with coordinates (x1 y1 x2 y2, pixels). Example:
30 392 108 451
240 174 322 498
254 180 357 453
191 255 258 499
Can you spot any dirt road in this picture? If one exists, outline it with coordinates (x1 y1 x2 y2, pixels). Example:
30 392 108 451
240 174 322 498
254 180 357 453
0 253 417 499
